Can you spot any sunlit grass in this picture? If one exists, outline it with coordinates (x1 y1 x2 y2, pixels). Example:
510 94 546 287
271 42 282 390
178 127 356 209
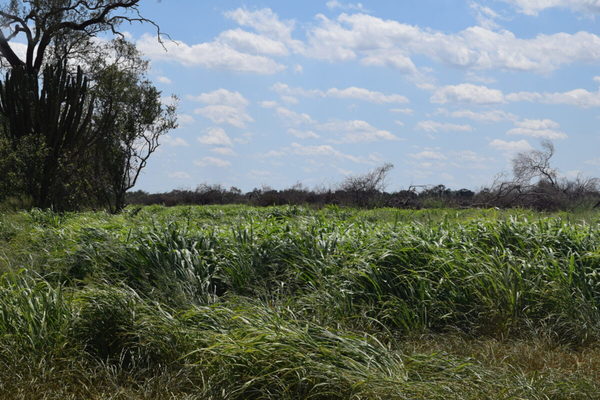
0 205 599 398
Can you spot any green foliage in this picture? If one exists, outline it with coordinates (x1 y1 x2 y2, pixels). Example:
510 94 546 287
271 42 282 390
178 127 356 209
0 206 600 398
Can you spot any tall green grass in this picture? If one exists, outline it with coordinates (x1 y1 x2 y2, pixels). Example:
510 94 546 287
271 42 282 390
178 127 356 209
0 206 599 398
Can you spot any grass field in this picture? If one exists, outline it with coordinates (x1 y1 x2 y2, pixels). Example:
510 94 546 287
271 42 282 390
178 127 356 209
0 205 599 399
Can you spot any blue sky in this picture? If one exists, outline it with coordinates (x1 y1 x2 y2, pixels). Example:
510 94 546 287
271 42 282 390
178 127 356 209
122 0 600 192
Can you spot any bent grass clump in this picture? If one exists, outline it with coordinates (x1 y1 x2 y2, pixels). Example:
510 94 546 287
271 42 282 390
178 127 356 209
0 206 599 398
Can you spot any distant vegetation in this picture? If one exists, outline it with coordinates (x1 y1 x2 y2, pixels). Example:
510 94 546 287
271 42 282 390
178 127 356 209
1 205 600 398
128 144 600 212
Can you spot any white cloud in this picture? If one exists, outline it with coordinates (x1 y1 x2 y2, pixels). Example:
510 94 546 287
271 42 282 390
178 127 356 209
275 106 316 126
188 89 249 108
288 128 320 139
281 95 299 105
585 158 600 166
260 100 278 109
224 8 304 52
288 143 380 164
211 147 237 156
359 50 419 75
217 29 289 56
319 120 399 142
437 108 517 122
157 76 172 84
272 82 409 103
506 119 568 139
304 13 600 74
326 1 367 11
177 114 195 125
390 108 414 115
416 120 474 133
262 142 382 164
161 136 189 147
594 76 600 84
198 127 234 146
506 88 600 108
431 85 600 109
191 89 253 128
431 84 505 105
454 150 490 163
194 157 232 168
195 105 254 128
470 2 502 29
168 171 192 179
137 33 285 74
325 87 409 103
272 82 321 97
502 0 600 15
490 139 533 152
410 150 447 160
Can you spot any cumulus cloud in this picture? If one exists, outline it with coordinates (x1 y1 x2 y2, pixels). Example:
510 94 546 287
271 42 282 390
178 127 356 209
177 114 196 125
136 33 285 74
390 108 414 114
319 120 399 142
288 128 320 139
191 89 253 128
326 87 409 103
506 119 568 139
287 142 381 164
436 108 518 122
194 157 232 168
470 2 502 29
161 136 189 147
195 105 253 128
304 13 600 74
410 150 447 160
502 0 600 15
275 107 316 126
168 171 192 179
157 76 172 84
211 147 237 156
431 84 600 108
217 29 289 56
490 139 533 152
188 89 249 108
224 8 304 52
272 83 409 103
415 120 474 133
506 88 600 108
198 127 234 146
431 84 505 105
326 1 368 12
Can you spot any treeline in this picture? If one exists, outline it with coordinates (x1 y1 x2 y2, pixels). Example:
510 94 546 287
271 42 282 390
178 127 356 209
127 179 600 211
128 141 600 211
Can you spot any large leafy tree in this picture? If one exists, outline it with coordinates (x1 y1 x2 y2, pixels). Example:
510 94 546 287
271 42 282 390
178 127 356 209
0 1 176 211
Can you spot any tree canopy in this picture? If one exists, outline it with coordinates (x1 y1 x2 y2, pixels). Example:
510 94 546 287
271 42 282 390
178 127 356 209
0 0 176 212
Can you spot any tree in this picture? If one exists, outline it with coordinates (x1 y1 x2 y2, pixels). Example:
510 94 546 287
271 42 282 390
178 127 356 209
0 63 97 209
340 163 394 206
0 1 176 211
92 62 177 213
512 140 558 188
0 0 156 75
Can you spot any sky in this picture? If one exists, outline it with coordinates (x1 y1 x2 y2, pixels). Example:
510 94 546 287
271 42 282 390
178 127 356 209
119 0 600 192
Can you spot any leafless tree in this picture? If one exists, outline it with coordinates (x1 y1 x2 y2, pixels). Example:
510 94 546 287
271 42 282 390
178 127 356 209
340 163 394 206
512 140 558 188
